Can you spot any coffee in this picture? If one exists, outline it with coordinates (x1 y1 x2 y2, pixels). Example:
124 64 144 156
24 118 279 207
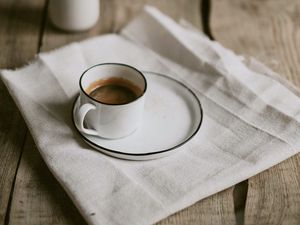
86 77 142 104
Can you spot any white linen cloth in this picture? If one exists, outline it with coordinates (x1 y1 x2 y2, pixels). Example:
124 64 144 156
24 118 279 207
2 6 300 225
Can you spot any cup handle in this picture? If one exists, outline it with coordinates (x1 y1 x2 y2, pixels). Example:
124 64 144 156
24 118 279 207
76 103 98 136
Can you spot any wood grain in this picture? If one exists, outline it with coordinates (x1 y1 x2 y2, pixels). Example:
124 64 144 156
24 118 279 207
157 189 235 225
0 0 43 224
42 0 202 51
5 0 236 224
108 0 202 32
211 0 300 224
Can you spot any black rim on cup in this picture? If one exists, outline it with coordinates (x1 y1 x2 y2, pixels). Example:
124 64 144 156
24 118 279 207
79 63 147 106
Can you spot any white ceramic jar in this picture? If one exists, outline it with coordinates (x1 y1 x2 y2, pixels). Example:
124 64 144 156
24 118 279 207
49 0 100 32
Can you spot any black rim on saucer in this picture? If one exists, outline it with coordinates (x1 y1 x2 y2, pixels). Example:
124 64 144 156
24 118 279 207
72 71 203 157
79 63 147 106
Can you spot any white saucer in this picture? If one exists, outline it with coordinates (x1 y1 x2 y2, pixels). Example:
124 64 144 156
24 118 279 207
72 72 203 160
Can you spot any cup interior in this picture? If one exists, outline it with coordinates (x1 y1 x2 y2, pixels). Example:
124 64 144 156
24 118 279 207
80 63 146 98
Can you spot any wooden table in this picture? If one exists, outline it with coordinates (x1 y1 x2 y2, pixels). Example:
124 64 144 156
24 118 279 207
1 0 299 224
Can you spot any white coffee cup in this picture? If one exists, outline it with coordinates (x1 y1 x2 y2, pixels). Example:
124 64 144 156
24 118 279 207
75 63 147 139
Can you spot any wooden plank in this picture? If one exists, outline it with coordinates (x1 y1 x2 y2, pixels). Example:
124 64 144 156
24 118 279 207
0 0 44 224
245 156 300 225
157 188 235 225
42 0 202 51
211 0 300 224
108 0 202 32
9 0 235 224
211 0 300 86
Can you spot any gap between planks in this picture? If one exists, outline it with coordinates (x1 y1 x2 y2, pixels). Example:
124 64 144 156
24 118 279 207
37 0 49 53
0 0 46 224
3 131 27 225
2 0 49 225
201 1 249 225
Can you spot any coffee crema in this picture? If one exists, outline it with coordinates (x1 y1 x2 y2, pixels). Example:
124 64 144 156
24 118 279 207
86 77 142 104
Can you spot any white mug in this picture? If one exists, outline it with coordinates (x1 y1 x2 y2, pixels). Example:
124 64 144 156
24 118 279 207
75 63 147 139
49 0 100 32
